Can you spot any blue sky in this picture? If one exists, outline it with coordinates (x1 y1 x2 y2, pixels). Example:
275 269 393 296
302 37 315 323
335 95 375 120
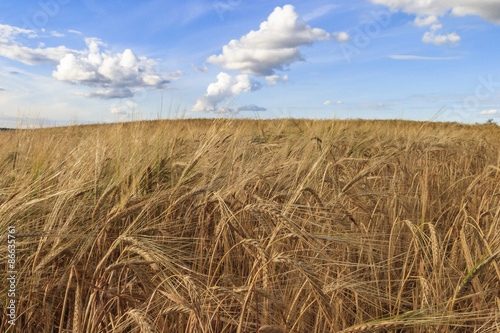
0 0 499 127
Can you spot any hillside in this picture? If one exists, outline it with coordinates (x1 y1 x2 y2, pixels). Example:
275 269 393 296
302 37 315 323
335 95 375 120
1 119 499 332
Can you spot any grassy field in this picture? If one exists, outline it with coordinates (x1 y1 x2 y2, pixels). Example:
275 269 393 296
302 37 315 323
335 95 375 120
1 118 499 332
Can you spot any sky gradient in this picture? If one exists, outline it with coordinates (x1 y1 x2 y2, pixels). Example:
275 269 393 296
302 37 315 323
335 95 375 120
0 0 499 127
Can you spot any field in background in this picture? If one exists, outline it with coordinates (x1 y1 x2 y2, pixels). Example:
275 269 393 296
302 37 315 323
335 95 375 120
1 119 499 332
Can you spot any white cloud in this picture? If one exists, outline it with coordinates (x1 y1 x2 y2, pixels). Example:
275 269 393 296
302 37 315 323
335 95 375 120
52 38 169 98
53 53 96 82
0 24 74 65
194 5 348 113
372 1 499 47
0 24 172 99
0 24 37 43
323 100 342 105
206 5 348 76
0 24 77 65
194 5 347 113
68 29 83 35
389 54 461 60
480 109 498 115
371 0 500 24
370 0 500 24
193 72 261 112
422 31 461 46
414 15 439 26
0 44 77 65
331 31 350 42
265 74 288 85
416 19 460 47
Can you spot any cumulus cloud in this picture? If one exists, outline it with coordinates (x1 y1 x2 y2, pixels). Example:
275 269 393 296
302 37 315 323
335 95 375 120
480 109 498 115
265 74 288 85
411 17 461 47
371 0 500 46
52 38 169 98
0 23 172 99
206 5 348 76
370 0 500 24
422 31 461 46
194 5 346 112
237 104 267 111
323 100 342 105
193 72 261 112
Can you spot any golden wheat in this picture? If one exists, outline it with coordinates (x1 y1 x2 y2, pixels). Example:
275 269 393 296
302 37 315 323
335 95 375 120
0 119 498 332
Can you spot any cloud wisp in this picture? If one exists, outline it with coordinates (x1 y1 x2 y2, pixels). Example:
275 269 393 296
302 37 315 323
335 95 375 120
303 4 338 22
389 55 461 60
323 100 342 105
0 23 77 65
414 15 439 27
237 104 267 112
480 109 498 115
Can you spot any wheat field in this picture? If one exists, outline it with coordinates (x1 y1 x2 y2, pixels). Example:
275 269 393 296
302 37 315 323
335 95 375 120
1 118 499 332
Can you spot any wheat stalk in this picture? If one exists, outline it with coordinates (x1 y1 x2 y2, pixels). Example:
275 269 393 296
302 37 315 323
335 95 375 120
428 222 440 270
455 250 500 299
339 321 407 333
